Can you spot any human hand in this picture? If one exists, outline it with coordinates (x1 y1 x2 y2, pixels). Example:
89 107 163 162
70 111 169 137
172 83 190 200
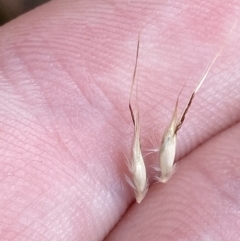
1 1 240 240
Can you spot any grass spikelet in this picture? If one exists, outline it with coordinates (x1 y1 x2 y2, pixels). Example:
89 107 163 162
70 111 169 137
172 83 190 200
158 20 237 183
125 35 148 203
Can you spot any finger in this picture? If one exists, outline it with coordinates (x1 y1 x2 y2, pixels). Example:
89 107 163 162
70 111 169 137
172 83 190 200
0 1 239 241
106 122 240 240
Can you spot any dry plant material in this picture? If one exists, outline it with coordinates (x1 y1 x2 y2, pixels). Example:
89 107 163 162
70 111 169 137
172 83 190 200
125 36 148 203
158 21 237 183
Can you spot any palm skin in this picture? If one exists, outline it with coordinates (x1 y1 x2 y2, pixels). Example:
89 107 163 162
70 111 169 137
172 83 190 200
0 1 240 240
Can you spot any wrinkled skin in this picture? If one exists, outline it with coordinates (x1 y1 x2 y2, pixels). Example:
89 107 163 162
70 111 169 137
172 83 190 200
0 0 240 240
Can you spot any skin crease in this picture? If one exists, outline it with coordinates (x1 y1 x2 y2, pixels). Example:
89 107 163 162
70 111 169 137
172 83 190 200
0 0 240 241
